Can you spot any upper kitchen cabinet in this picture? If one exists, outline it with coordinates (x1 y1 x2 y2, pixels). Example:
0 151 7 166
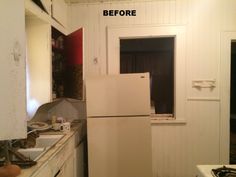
51 0 68 28
52 27 84 100
25 0 83 118
0 0 27 140
25 0 51 24
32 0 52 15
65 28 83 100
25 0 68 34
25 0 68 118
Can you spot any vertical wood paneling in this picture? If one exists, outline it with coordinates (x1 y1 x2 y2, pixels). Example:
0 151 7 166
221 0 236 31
145 2 152 24
68 1 236 177
91 5 101 75
187 0 221 99
152 100 219 177
152 124 188 177
150 2 157 24
175 0 188 24
97 4 104 75
169 1 176 24
157 1 164 24
185 101 220 177
163 1 170 24
136 2 145 24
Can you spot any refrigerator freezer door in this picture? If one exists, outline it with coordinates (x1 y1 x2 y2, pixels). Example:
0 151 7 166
86 73 151 117
87 117 153 177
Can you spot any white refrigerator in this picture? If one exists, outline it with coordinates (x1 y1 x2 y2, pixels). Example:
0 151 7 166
86 73 153 177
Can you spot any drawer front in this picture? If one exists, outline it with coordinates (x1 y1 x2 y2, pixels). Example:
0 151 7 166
49 135 75 175
31 163 52 177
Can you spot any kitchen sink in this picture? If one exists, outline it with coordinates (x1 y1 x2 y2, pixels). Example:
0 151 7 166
17 134 64 161
34 134 64 148
17 148 45 161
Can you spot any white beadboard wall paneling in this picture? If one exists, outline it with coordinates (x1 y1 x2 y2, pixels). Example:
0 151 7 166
122 3 133 25
152 124 188 177
169 0 176 24
99 4 108 75
221 0 236 31
67 0 236 177
144 1 152 24
185 101 220 177
93 4 102 75
151 101 220 177
175 0 188 24
97 4 105 74
87 5 97 76
134 2 144 24
187 0 220 99
69 4 89 77
162 1 171 24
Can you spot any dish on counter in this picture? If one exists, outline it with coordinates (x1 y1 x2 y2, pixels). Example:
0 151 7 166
27 122 51 131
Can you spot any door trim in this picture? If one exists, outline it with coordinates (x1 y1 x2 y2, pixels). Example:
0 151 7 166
220 32 236 163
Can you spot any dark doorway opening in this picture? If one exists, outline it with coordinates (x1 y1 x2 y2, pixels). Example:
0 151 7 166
120 37 174 115
230 42 236 163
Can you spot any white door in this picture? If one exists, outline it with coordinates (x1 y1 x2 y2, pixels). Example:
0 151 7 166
0 0 27 140
86 73 151 117
87 117 153 177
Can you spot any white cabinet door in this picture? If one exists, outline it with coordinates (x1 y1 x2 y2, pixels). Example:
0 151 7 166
74 142 85 177
53 154 74 177
0 0 27 140
62 153 75 177
52 0 68 27
32 164 52 177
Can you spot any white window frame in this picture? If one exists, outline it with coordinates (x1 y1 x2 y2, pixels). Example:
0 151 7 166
107 25 186 123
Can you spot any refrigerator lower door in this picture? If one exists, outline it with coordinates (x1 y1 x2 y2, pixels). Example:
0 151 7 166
87 117 153 177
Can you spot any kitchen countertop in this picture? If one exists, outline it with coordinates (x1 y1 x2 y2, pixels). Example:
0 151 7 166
18 121 85 177
197 165 236 177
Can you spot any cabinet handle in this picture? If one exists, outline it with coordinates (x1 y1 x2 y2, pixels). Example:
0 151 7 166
54 170 61 177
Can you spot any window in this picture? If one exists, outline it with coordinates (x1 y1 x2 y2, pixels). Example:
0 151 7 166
120 37 174 116
107 25 186 120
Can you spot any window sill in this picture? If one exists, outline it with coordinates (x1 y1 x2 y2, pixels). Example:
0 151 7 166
150 116 187 125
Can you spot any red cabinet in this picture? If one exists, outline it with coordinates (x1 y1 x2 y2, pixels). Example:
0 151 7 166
52 28 83 100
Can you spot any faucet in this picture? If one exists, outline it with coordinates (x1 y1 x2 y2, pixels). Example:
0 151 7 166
11 129 39 147
27 129 38 135
3 141 10 165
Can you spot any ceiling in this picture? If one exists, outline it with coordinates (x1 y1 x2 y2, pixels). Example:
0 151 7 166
65 0 159 4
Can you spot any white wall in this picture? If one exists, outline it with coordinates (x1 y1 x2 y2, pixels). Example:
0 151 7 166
68 0 236 177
